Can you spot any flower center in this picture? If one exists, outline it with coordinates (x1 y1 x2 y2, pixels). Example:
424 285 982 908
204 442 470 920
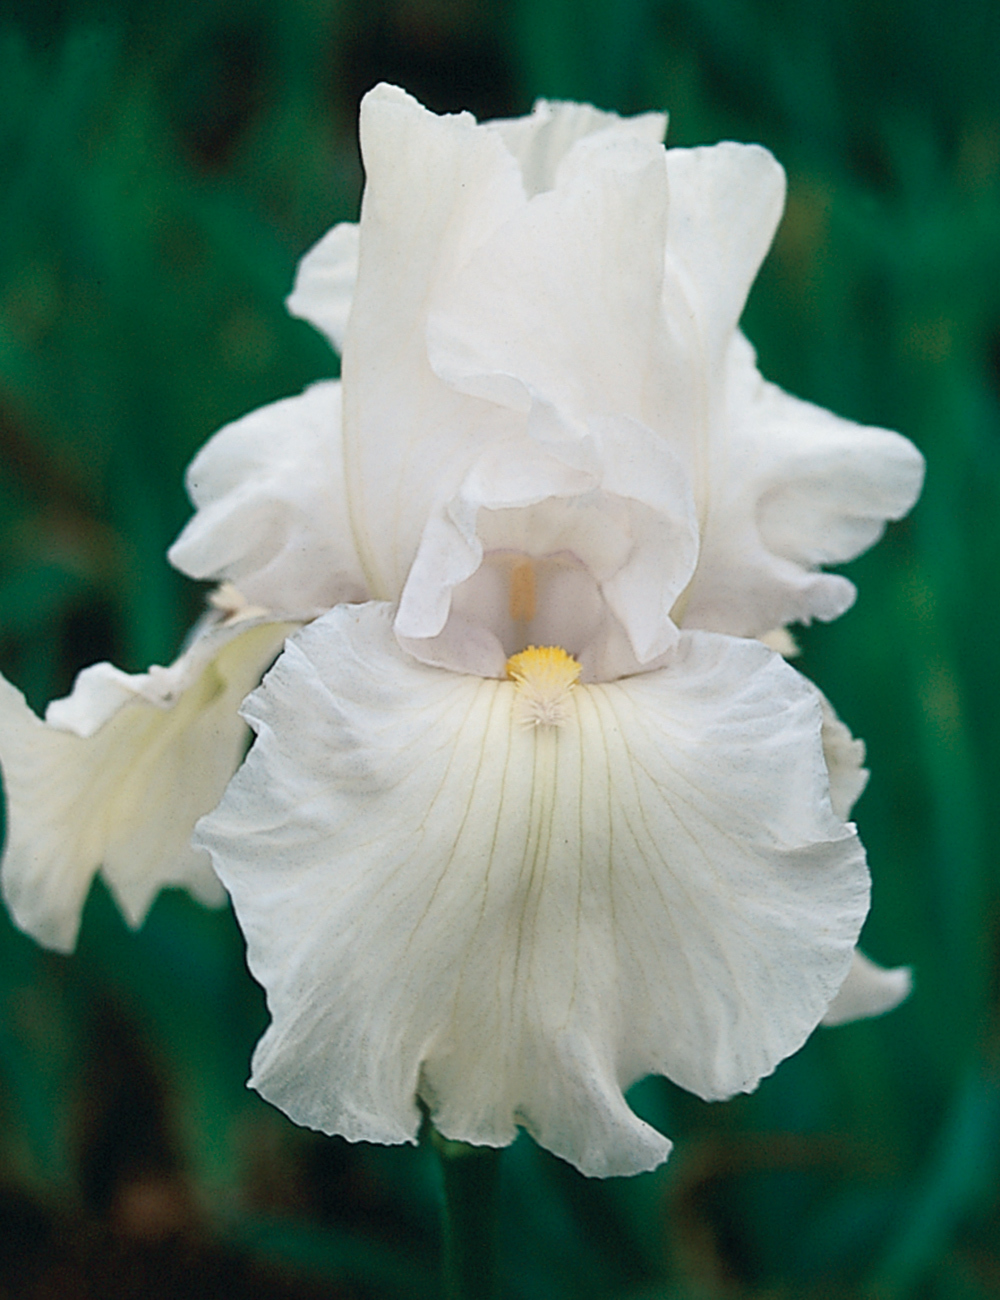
508 558 537 624
505 645 581 728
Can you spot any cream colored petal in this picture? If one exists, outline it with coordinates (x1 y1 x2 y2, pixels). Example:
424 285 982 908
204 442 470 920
198 603 868 1178
758 626 799 658
822 950 912 1026
681 334 925 635
487 98 667 197
168 382 367 619
285 222 359 354
0 619 292 952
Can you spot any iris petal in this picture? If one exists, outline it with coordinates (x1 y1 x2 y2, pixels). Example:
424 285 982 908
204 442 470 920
823 951 912 1026
682 334 925 634
0 618 292 951
286 222 360 355
198 603 869 1177
168 381 367 619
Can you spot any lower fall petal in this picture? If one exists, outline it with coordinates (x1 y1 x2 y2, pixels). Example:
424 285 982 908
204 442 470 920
0 617 292 952
198 603 869 1178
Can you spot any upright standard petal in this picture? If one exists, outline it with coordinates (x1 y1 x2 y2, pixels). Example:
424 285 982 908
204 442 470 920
198 603 869 1178
426 127 676 441
341 85 527 600
681 335 926 635
0 616 292 952
345 88 701 670
663 143 786 371
285 100 668 356
168 382 368 620
486 98 667 198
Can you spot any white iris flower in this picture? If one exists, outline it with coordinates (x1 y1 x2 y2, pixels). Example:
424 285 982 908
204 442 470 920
0 85 923 1177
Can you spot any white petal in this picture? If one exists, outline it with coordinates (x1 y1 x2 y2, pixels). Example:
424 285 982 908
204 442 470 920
285 222 360 354
427 127 676 440
822 950 912 1026
487 98 667 197
198 603 868 1178
168 382 368 619
757 632 867 820
394 419 699 672
341 85 527 600
820 694 869 821
664 143 786 365
0 618 292 952
681 335 926 635
342 87 693 625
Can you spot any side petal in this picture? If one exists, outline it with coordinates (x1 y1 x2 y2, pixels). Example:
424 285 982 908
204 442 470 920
487 98 667 197
198 604 868 1178
168 381 368 619
822 950 912 1026
758 658 906 1027
760 629 869 821
0 618 292 952
285 222 359 354
681 335 926 635
820 694 869 821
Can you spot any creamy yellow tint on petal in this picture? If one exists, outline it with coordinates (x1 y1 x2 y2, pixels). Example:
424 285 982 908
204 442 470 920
0 619 293 951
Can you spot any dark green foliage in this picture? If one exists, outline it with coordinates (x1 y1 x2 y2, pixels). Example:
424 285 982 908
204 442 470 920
1 1 998 1295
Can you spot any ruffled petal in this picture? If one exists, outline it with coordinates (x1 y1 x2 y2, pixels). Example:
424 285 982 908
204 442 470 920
168 382 368 619
198 603 868 1178
822 950 912 1026
341 84 527 600
354 102 699 669
427 126 676 438
285 222 360 354
394 417 699 673
0 617 292 952
758 643 904 1025
820 694 869 821
759 629 869 820
681 335 926 635
487 98 667 197
342 87 693 617
664 143 786 366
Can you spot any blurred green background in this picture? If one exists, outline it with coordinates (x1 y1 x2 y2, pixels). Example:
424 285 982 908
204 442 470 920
0 0 998 1296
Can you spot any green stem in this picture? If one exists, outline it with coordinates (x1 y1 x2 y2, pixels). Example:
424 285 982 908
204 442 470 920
431 1128 502 1300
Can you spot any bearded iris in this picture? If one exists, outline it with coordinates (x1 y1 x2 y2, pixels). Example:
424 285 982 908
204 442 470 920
0 86 923 1177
